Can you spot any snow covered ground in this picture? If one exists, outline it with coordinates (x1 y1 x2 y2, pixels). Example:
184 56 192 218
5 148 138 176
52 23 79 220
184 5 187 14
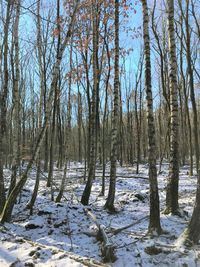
0 162 200 266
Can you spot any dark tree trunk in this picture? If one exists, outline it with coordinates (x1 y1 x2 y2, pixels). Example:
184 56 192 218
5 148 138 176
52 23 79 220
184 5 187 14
0 0 12 212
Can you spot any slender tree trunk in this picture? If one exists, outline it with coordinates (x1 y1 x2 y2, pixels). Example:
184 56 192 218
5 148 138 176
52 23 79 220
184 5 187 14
165 0 180 215
47 0 62 191
81 1 98 205
177 81 185 166
26 0 43 214
78 91 82 163
127 98 131 164
104 0 119 212
9 0 21 195
57 103 63 169
135 57 143 174
26 160 40 215
141 0 162 234
56 34 73 203
179 18 193 175
0 0 12 213
184 0 199 173
119 85 123 167
100 27 110 196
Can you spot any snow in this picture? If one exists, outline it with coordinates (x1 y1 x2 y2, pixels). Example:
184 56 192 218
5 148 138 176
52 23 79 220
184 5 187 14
0 162 200 266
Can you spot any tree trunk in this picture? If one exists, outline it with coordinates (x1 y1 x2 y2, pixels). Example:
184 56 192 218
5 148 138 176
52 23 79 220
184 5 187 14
47 9 61 187
81 1 98 205
100 26 110 196
0 0 12 213
179 15 193 175
104 0 119 212
165 0 180 215
56 33 73 203
178 169 200 245
141 0 162 234
184 0 199 173
78 91 82 163
9 0 21 195
26 0 44 214
26 160 40 215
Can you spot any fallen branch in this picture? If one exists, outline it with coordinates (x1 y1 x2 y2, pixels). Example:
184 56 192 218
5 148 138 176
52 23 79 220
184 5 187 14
111 215 149 234
84 208 116 263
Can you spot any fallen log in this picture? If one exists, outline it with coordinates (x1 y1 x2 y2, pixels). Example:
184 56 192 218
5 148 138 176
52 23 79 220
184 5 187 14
14 236 111 267
84 208 116 263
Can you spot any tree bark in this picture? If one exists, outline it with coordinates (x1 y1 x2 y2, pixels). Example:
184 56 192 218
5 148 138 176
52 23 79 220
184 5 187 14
0 0 12 213
165 0 180 215
141 0 162 234
104 0 119 211
9 0 21 195
183 0 199 173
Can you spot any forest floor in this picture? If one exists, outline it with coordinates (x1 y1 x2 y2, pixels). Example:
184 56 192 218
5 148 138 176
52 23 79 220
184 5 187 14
0 162 200 267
